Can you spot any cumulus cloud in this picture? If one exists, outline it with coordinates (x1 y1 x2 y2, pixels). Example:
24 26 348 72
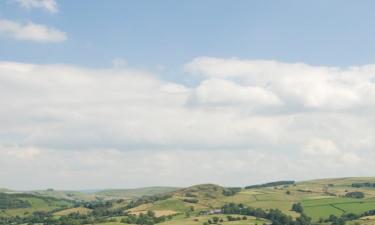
16 0 58 13
302 138 361 165
1 58 375 189
0 19 66 42
185 57 375 110
303 138 341 156
189 78 282 107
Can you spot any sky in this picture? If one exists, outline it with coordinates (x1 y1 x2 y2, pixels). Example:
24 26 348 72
1 0 375 190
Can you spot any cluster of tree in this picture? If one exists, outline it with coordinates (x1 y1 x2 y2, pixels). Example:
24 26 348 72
318 209 375 225
203 216 224 224
245 181 295 189
122 210 171 225
183 198 199 203
345 191 364 199
291 203 303 213
352 182 375 188
226 215 247 221
319 214 354 225
221 203 312 225
297 189 313 194
84 201 113 209
222 187 242 196
202 216 249 225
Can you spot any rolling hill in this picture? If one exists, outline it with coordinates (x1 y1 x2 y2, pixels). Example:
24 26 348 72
95 186 181 199
2 177 375 225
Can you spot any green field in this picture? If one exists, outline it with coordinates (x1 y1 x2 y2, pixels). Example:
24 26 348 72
302 197 375 221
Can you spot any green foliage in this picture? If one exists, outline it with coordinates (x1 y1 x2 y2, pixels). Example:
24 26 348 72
345 191 364 199
245 181 295 189
292 203 303 213
123 210 168 225
352 182 375 188
183 198 199 203
221 203 312 225
222 187 242 196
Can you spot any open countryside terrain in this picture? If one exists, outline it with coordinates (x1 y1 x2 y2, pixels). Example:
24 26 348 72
2 177 375 224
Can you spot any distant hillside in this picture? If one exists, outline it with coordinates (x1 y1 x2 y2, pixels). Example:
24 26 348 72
95 186 181 199
299 177 375 186
0 192 73 217
29 189 98 202
126 184 241 216
0 188 14 193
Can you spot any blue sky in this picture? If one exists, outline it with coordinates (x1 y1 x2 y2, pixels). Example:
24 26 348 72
1 1 375 189
2 0 375 70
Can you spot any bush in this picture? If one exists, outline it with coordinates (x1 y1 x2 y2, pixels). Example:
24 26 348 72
345 191 364 198
291 203 303 213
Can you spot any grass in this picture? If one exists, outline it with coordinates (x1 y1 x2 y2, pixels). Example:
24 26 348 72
302 197 375 221
151 199 189 212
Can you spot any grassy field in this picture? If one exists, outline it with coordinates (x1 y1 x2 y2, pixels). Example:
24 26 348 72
302 197 375 221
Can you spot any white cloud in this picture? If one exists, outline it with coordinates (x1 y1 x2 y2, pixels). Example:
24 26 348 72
302 138 362 165
1 58 375 188
303 138 341 156
0 19 66 42
189 78 282 107
185 57 372 110
16 0 58 13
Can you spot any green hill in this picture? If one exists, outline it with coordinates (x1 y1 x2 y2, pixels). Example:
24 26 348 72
0 192 73 217
29 189 98 202
95 186 181 199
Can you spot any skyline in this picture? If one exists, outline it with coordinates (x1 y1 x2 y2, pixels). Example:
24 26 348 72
1 0 375 190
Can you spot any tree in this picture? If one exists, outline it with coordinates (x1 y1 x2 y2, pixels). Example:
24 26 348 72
292 203 303 213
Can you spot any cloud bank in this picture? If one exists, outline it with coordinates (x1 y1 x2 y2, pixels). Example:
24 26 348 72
1 58 375 189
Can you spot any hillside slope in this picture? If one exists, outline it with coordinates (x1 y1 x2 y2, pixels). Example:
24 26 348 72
95 186 180 199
